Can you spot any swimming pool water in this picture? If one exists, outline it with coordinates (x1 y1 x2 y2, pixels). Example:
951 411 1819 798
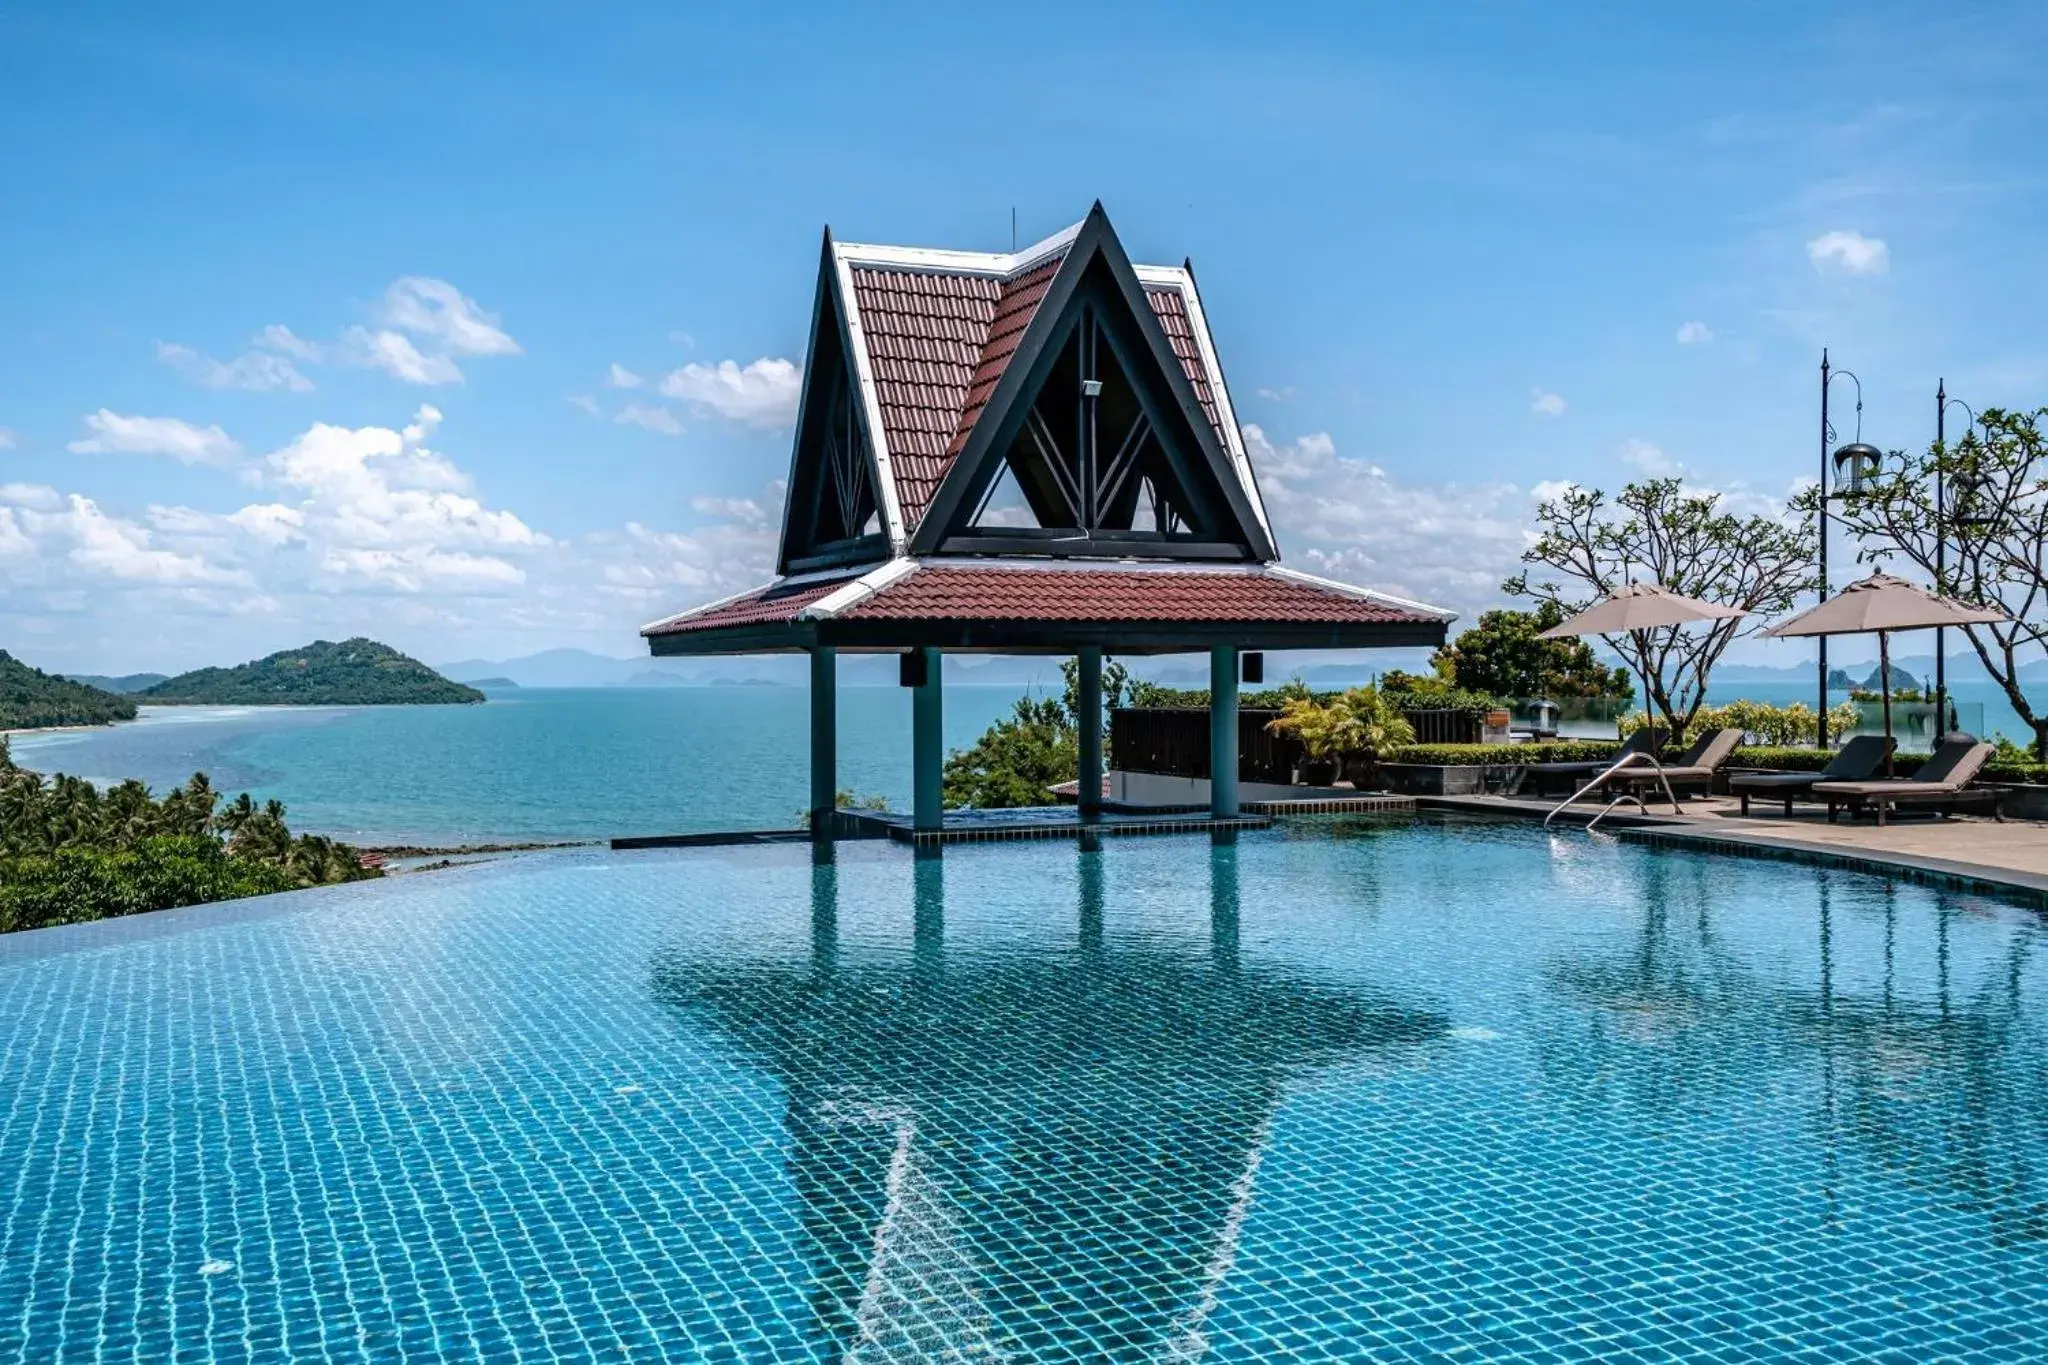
2 817 2044 1361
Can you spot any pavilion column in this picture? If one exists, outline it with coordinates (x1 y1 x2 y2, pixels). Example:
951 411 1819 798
912 647 944 834
1077 646 1103 819
809 646 837 839
1210 645 1240 819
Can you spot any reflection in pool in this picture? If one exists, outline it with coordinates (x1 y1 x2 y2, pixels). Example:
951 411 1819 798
653 849 1448 1357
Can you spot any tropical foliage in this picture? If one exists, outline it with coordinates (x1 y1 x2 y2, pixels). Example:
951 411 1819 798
0 740 378 934
1618 698 1861 748
0 652 137 730
1265 685 1417 784
1375 671 1508 716
1507 478 1815 739
1823 405 2048 756
140 638 485 706
942 695 1079 809
1427 601 1635 700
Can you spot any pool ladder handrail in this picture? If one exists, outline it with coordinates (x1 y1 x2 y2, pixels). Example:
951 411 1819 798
1542 751 1681 829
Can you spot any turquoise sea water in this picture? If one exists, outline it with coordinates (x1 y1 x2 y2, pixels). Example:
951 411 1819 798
6 688 1031 846
2 821 2043 1360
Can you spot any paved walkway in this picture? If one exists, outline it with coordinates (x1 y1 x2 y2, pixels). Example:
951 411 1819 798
1423 792 2048 902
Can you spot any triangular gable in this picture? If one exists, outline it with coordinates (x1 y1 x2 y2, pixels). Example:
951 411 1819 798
776 232 893 574
907 205 1278 562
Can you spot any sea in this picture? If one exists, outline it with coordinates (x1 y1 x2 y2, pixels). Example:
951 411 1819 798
7 678 2041 847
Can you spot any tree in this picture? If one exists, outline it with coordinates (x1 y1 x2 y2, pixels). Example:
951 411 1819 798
942 695 1079 809
1826 406 2048 756
1429 601 1635 700
1505 478 1816 738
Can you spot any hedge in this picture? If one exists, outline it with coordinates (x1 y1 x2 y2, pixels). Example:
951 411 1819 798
1387 741 2048 786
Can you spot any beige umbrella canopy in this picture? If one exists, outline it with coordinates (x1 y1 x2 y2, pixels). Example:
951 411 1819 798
1764 572 2008 774
1540 583 1748 740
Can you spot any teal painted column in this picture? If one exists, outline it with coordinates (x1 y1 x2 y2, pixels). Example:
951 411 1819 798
1210 645 1239 818
809 647 837 838
1076 646 1103 819
913 647 944 833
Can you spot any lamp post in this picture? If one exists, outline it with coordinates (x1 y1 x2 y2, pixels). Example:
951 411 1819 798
1934 381 1977 741
1818 350 1873 749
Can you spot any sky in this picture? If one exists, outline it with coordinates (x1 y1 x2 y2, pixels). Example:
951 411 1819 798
2 1 2044 674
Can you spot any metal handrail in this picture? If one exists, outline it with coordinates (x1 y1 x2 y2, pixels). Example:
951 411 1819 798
1543 751 1682 828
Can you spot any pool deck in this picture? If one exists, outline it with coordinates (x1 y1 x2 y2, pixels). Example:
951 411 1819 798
1421 792 2048 905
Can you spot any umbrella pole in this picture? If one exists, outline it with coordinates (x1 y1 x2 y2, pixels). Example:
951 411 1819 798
1879 630 1894 779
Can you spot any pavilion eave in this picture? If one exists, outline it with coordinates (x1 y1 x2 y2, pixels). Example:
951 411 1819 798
644 616 1450 658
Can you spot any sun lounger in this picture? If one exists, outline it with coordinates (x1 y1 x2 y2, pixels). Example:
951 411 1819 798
1522 729 1663 797
1611 728 1745 805
1729 735 1893 816
1811 737 2000 826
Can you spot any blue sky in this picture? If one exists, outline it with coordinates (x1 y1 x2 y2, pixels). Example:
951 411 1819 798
3 1 2044 673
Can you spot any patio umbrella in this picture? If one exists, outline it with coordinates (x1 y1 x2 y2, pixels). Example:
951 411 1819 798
1539 583 1748 742
1763 571 2007 776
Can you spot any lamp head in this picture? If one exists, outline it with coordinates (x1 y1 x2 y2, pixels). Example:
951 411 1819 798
1830 442 1883 498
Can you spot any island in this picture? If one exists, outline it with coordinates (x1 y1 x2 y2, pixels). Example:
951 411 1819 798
139 638 487 706
0 653 138 730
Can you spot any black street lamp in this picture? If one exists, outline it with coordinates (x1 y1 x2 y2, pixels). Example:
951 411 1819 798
1934 380 1975 739
1817 349 1871 748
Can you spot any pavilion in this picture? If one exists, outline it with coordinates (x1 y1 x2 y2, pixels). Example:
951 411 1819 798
641 204 1453 835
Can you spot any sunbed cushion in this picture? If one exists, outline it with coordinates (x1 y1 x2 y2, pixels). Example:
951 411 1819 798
1812 740 1993 798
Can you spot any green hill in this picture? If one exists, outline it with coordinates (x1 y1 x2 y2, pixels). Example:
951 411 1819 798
0 653 139 729
64 672 169 694
140 638 487 706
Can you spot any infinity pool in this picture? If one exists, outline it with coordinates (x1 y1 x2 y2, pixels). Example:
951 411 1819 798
3 817 2044 1361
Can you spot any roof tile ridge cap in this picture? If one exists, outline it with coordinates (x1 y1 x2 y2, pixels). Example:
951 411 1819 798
640 577 781 635
1263 564 1459 620
928 557 1254 575
801 557 921 620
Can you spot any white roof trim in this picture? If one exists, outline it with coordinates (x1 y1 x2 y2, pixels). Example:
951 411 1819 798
831 246 909 555
834 221 1082 278
1265 564 1459 622
1131 265 1275 554
801 557 920 620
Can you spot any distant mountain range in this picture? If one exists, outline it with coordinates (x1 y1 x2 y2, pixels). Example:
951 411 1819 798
62 672 169 694
140 639 485 706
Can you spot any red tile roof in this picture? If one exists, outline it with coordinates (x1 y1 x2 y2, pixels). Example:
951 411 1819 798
848 268 1001 534
1146 287 1228 449
844 259 1232 538
646 576 852 634
841 566 1432 624
645 563 1439 639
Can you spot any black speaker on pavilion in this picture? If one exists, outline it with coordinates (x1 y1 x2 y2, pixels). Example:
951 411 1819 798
1242 652 1265 685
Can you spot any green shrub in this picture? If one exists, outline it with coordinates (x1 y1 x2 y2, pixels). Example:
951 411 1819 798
1389 741 1621 766
0 837 300 934
0 742 377 933
943 696 1079 809
1620 699 1860 747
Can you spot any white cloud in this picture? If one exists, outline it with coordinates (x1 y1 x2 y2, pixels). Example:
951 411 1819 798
688 494 767 525
566 394 601 416
380 277 521 357
1242 423 1533 617
606 363 643 389
44 494 244 585
227 503 307 547
1807 229 1889 276
0 427 15 450
1529 479 1578 505
1530 388 1568 417
1 483 60 510
341 328 464 386
68 411 241 467
157 341 313 393
1255 386 1296 403
255 324 324 360
659 358 801 428
669 330 697 349
1619 438 1680 475
1675 321 1714 345
616 404 683 435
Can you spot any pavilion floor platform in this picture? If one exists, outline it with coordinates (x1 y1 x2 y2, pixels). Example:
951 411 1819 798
842 805 1275 846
